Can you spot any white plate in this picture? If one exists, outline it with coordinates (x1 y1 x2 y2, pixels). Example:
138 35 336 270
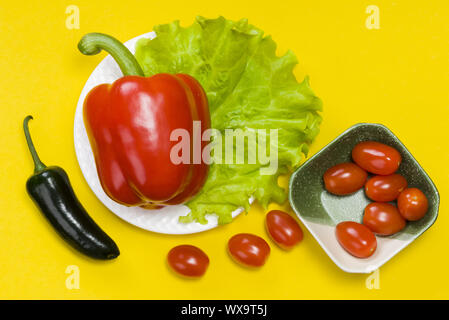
73 32 246 234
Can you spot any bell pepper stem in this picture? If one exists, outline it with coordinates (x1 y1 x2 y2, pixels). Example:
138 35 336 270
23 116 46 173
78 33 144 77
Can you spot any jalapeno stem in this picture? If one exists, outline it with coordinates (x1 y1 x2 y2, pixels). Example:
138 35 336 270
23 116 46 173
78 33 144 77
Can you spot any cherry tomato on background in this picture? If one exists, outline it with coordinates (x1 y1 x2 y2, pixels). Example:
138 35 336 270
228 233 270 267
323 162 368 195
365 174 408 202
167 245 209 277
363 202 406 235
397 188 429 221
265 210 303 250
352 141 401 175
335 221 377 258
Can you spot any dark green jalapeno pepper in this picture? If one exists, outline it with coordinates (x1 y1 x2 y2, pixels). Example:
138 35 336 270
23 115 120 260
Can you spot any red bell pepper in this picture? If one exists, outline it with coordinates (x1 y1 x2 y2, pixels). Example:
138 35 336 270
78 33 210 207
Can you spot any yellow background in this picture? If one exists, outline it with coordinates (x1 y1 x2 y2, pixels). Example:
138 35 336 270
0 0 448 299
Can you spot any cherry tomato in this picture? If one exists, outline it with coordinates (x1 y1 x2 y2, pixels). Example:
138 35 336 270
167 245 209 277
365 174 408 202
363 202 406 235
352 141 401 175
397 188 429 221
323 162 368 195
228 233 270 267
265 210 303 249
335 221 377 258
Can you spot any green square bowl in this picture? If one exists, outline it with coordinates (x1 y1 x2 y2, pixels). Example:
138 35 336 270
289 123 439 273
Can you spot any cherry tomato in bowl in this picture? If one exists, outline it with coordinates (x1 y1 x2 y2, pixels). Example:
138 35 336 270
323 162 368 195
365 174 408 202
398 188 429 221
363 202 406 235
265 210 303 250
167 245 209 277
335 221 377 258
228 233 270 267
352 141 401 175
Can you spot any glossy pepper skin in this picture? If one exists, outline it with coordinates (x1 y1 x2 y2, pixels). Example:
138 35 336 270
79 33 210 207
24 116 119 260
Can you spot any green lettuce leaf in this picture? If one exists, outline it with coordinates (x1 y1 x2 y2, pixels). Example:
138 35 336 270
135 16 322 224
